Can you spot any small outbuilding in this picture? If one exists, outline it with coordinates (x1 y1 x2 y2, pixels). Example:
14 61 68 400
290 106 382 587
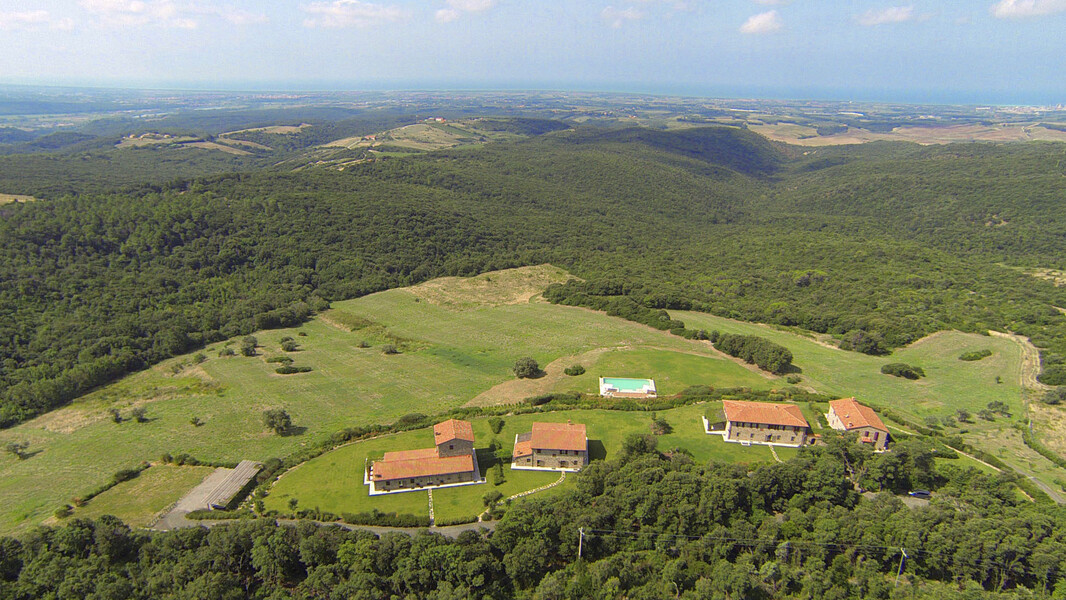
826 398 889 451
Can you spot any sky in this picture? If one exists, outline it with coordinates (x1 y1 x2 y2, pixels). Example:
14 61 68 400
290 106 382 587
0 0 1063 104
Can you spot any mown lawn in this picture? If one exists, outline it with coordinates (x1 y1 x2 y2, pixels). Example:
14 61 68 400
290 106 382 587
268 404 780 522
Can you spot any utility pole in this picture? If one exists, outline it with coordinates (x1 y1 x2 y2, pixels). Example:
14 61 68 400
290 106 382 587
578 527 584 559
895 548 908 588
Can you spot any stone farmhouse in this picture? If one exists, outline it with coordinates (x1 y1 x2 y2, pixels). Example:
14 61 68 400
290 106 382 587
721 400 813 447
365 419 482 494
512 421 588 471
826 398 890 451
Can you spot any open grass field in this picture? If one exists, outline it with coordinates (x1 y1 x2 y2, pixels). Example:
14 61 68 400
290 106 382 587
266 403 778 522
0 265 1061 534
69 465 215 527
0 193 37 204
0 266 775 534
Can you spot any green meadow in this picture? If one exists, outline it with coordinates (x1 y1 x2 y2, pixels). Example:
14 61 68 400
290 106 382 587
0 265 1061 534
266 403 778 523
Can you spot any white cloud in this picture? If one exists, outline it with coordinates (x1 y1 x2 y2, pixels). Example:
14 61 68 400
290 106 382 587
857 6 915 25
0 9 75 30
435 0 496 23
602 6 644 28
991 0 1066 17
740 9 782 33
78 0 267 28
435 8 460 22
302 0 408 28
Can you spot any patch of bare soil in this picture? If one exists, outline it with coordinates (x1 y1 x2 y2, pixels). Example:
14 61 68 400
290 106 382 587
408 264 574 309
33 407 108 434
185 141 251 155
1027 269 1066 286
464 348 614 407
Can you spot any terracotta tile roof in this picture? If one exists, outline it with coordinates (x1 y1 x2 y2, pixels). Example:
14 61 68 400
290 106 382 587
722 400 809 428
829 398 887 433
371 453 474 481
513 439 533 458
382 447 439 462
433 419 475 443
530 422 587 452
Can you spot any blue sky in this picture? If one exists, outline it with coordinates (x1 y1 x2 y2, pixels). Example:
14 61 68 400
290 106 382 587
0 0 1063 103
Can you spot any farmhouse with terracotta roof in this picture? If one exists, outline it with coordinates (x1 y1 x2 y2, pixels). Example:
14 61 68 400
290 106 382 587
827 398 889 451
512 421 588 471
365 419 482 494
721 400 813 447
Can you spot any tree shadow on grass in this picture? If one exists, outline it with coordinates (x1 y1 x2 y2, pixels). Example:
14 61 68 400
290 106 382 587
282 426 308 437
588 439 607 462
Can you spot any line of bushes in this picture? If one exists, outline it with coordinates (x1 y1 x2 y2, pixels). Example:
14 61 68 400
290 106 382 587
159 453 239 469
1020 425 1066 471
70 461 151 507
959 349 992 362
186 509 254 521
708 331 794 374
433 515 480 527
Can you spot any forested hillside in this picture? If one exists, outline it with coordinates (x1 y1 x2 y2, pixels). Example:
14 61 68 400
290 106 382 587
3 436 1064 598
1 125 1065 427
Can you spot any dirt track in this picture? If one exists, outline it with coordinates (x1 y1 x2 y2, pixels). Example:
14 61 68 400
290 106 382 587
988 331 1049 391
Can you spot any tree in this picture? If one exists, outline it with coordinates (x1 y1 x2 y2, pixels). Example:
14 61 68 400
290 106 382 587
621 433 658 458
130 406 148 423
4 441 29 460
281 340 299 352
107 407 122 423
512 357 540 379
488 417 505 434
240 336 258 357
190 416 203 427
956 409 973 423
263 409 292 435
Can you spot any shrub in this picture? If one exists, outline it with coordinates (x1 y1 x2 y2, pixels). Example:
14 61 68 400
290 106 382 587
563 364 586 376
650 414 673 435
357 340 370 348
108 407 122 423
959 349 992 361
881 363 925 379
488 417 505 434
977 409 996 421
382 344 399 355
512 357 540 378
297 331 307 337
281 340 299 352
113 468 142 483
275 365 312 374
279 336 294 343
1040 389 1066 406
189 416 203 427
192 352 207 364
218 347 235 357
240 336 258 357
483 490 504 507
266 356 294 364
54 505 72 519
786 374 802 384
396 413 428 427
130 406 148 423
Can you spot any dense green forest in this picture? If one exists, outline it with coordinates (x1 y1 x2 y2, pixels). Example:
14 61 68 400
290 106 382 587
2 125 1066 426
3 435 1065 598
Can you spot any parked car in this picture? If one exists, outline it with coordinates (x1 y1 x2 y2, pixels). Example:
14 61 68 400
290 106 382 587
908 490 931 499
